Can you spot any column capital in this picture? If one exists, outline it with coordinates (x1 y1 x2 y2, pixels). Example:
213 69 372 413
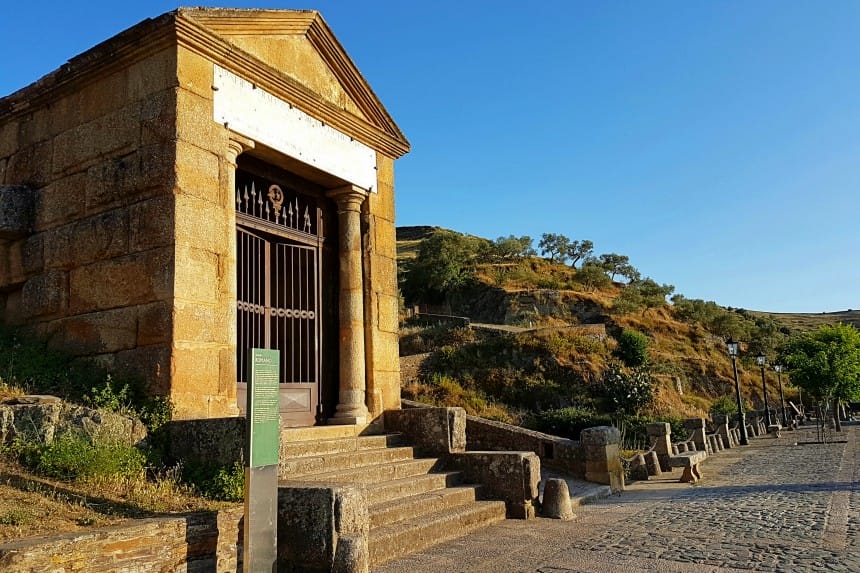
326 184 369 211
226 133 255 167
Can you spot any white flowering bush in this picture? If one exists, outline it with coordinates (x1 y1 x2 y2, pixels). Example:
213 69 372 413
603 363 654 415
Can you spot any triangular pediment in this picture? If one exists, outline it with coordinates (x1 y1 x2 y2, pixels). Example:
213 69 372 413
178 8 408 156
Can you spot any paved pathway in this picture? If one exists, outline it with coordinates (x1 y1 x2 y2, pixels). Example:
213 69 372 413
373 425 859 573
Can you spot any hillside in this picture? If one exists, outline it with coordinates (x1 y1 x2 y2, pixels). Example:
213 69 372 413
396 226 856 435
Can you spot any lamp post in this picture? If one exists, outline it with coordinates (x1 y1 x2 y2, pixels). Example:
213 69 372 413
756 352 773 427
774 364 787 427
727 338 749 445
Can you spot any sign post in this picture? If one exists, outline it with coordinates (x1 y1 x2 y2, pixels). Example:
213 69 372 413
244 348 280 572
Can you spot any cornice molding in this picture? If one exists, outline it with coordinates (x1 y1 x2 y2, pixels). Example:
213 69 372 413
0 13 178 120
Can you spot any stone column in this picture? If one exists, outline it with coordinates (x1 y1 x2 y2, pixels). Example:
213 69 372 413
223 134 254 416
327 185 370 425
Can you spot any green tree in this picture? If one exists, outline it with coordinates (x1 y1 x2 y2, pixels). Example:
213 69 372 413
566 240 594 268
596 253 631 281
638 278 674 313
488 235 535 259
709 311 749 340
538 233 571 263
615 329 649 367
574 263 611 291
614 278 673 315
780 324 860 425
612 283 644 314
400 230 482 303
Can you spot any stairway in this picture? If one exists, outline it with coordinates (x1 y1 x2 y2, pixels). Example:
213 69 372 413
279 425 507 567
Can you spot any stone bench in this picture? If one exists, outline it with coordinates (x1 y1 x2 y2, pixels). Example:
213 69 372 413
667 450 707 483
767 424 782 438
647 422 711 484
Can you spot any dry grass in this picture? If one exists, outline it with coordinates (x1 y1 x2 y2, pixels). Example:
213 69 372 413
749 309 860 332
0 458 235 542
0 381 25 401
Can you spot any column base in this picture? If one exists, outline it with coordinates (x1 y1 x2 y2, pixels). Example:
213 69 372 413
329 414 368 426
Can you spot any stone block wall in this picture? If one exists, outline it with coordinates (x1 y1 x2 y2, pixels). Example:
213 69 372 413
0 32 180 402
0 508 243 572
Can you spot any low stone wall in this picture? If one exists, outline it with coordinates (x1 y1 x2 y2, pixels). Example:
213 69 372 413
0 484 368 573
0 507 243 572
395 402 624 496
464 414 585 478
163 417 244 466
412 313 471 328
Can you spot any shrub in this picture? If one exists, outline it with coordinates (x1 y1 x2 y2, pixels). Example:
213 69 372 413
614 329 649 367
525 407 612 440
710 394 744 418
602 364 655 415
183 461 245 502
16 432 146 481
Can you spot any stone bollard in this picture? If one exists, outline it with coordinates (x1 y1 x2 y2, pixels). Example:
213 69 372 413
644 451 662 477
581 426 625 492
672 444 680 455
629 454 649 481
686 440 697 452
541 478 574 520
716 435 725 450
684 418 710 453
747 423 756 438
713 414 734 449
646 423 673 473
707 435 719 453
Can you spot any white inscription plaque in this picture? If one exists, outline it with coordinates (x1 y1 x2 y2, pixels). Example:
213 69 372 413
213 65 377 191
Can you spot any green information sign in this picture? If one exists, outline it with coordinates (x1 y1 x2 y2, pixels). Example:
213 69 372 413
246 348 280 468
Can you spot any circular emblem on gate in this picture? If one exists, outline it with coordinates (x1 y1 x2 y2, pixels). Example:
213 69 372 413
268 185 284 217
308 311 315 319
300 310 309 319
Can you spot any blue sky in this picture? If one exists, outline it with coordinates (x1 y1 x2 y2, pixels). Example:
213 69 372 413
2 1 857 313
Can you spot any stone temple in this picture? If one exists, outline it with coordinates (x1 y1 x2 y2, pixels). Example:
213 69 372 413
0 8 410 423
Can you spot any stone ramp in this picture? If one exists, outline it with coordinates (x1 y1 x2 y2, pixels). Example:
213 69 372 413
280 425 506 567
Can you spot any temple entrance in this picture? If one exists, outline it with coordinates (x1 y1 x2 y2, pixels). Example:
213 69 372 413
234 166 333 426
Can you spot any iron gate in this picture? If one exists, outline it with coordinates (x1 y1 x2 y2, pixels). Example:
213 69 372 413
235 172 324 426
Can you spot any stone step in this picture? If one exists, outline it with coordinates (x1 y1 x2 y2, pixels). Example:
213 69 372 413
369 485 485 528
279 433 406 459
369 501 507 566
278 445 416 479
283 457 444 485
364 472 464 506
280 424 372 443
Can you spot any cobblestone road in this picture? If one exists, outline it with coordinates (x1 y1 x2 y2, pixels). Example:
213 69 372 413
373 425 859 573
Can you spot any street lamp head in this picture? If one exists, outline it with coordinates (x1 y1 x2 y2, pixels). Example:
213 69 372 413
755 352 767 367
726 338 740 357
773 364 783 373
